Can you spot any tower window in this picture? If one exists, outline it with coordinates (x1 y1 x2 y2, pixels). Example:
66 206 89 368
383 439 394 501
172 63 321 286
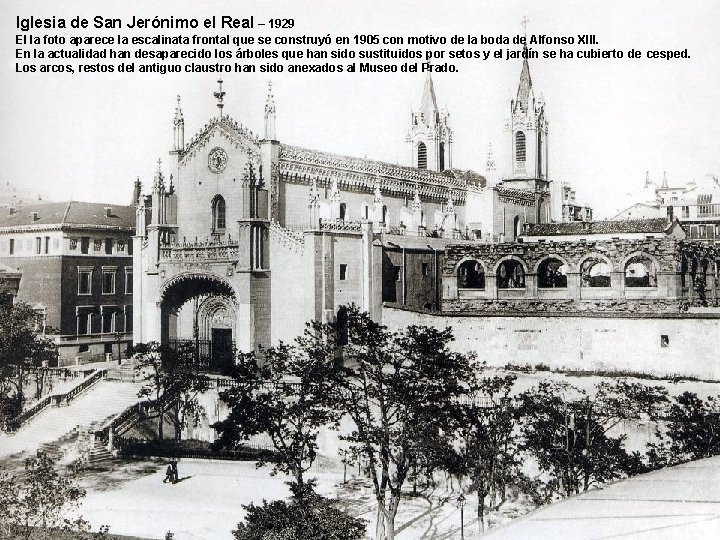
339 202 347 220
212 195 226 231
515 131 526 163
417 142 427 170
339 264 347 281
439 142 445 172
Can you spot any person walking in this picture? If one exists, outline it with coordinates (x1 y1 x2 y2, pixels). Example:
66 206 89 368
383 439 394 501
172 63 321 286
163 463 173 484
171 459 179 483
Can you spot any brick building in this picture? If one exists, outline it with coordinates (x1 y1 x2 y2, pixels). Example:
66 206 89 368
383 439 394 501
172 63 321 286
0 201 135 364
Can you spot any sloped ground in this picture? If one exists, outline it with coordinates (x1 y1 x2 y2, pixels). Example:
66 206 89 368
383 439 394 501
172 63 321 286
483 456 720 539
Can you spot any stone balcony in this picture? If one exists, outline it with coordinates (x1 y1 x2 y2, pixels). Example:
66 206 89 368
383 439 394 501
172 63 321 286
159 240 240 262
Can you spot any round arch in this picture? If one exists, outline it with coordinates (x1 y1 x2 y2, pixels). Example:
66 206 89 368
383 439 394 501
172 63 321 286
532 254 572 274
578 253 614 288
619 251 662 273
494 255 528 289
621 252 660 288
159 272 238 311
455 258 487 289
493 255 529 275
535 255 571 289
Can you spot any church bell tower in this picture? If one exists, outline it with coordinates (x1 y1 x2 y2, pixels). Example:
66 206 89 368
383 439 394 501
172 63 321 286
406 73 452 172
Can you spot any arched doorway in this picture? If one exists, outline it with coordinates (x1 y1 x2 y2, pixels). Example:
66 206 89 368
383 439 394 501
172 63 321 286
159 273 238 372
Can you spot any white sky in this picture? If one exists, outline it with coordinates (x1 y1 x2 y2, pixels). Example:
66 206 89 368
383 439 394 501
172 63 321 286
1 0 718 218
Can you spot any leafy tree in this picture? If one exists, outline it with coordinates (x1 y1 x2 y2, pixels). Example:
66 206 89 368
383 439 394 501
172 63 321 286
518 381 646 497
649 391 720 464
0 303 58 430
130 342 209 441
0 452 87 540
334 307 474 540
454 374 518 533
213 330 341 494
232 493 365 540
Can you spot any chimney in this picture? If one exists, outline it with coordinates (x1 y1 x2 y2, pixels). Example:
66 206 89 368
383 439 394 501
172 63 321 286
105 207 112 217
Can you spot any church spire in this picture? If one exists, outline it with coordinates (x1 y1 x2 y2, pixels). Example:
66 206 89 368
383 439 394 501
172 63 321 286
514 52 533 114
408 72 452 171
514 16 534 115
264 81 277 140
419 72 439 125
661 170 669 189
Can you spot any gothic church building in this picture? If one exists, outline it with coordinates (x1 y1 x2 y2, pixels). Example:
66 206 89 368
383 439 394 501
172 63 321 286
133 56 559 365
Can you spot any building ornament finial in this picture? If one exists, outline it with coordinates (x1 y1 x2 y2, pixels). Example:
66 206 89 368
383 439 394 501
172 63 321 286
521 15 530 40
214 78 226 117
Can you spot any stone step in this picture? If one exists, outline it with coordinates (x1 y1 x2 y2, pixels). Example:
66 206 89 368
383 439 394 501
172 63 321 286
0 380 143 458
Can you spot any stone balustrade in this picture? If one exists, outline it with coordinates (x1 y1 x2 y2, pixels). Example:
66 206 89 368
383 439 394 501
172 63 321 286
160 241 240 262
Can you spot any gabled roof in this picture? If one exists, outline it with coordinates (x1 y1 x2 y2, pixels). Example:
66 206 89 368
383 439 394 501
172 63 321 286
180 115 260 165
279 144 469 190
524 218 677 237
0 201 135 230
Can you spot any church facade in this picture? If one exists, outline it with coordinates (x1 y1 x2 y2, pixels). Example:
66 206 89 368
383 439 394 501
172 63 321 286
133 56 581 363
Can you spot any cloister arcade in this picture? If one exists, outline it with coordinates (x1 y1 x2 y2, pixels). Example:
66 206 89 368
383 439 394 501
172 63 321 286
443 238 720 306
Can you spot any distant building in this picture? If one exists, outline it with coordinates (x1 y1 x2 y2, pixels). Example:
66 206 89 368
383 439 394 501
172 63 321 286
615 171 720 242
552 181 593 222
0 201 135 364
0 180 48 209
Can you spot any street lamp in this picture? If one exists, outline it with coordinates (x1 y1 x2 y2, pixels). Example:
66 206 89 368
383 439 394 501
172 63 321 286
457 493 466 539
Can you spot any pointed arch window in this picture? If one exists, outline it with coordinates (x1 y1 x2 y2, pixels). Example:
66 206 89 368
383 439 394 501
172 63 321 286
417 142 427 170
339 202 347 221
439 142 446 171
212 195 226 231
515 131 526 163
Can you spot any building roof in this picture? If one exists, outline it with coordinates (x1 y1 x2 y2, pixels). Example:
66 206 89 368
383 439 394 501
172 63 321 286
279 144 484 204
0 201 135 230
524 218 676 237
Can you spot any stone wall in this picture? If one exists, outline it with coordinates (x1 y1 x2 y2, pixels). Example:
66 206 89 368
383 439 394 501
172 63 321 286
383 305 720 380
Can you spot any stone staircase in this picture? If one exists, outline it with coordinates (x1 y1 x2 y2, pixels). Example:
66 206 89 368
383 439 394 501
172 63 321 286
0 380 143 459
85 441 116 469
